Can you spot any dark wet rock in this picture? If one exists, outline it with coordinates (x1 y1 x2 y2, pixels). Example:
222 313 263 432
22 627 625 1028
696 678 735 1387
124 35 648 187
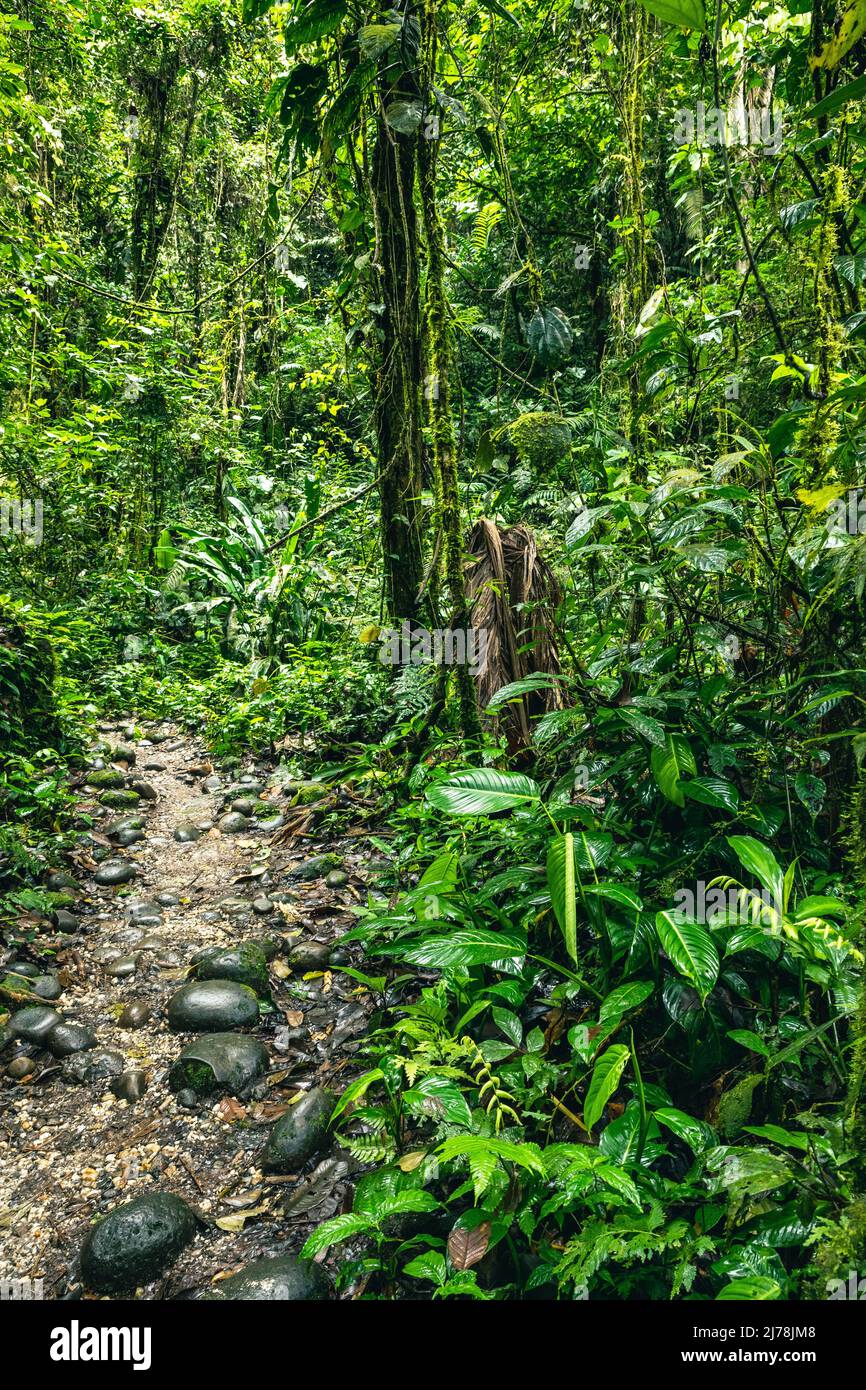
33 974 62 1001
224 779 264 799
262 1087 336 1172
85 769 127 790
6 1055 37 1080
110 742 137 765
192 943 269 996
204 1253 328 1301
218 812 250 834
253 935 281 960
104 955 138 979
6 960 39 978
128 901 163 922
118 1000 151 1028
99 789 141 809
329 947 350 968
10 1005 61 1045
168 1033 268 1096
167 979 259 1032
230 797 258 816
175 1088 199 1109
62 1047 123 1084
95 861 137 886
46 870 78 891
143 761 166 772
107 815 145 834
79 1192 197 1294
325 869 348 889
53 909 80 934
114 827 145 847
174 824 201 843
156 892 179 907
290 854 342 882
47 1020 97 1057
288 941 331 973
252 896 274 916
112 1069 148 1102
137 935 167 951
130 779 157 801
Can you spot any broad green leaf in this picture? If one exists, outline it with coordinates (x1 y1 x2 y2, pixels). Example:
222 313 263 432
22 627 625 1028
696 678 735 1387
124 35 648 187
617 707 667 747
486 673 560 710
727 1029 772 1059
395 926 527 970
655 910 719 1000
654 1106 717 1153
584 1044 630 1131
717 1276 781 1300
683 775 739 813
583 882 643 913
547 833 578 963
599 980 654 1021
299 1211 372 1257
404 1076 473 1127
726 836 784 904
283 0 347 56
811 0 866 70
637 0 707 31
651 733 696 807
426 768 540 815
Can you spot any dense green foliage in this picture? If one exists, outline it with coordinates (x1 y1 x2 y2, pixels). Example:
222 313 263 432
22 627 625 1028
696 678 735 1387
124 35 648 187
3 0 866 1301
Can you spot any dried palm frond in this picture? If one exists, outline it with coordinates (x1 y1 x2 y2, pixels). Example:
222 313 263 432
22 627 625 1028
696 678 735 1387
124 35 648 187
465 519 563 751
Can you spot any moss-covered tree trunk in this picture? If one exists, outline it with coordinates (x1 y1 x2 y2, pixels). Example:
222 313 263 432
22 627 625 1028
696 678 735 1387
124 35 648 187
417 0 480 741
370 110 426 624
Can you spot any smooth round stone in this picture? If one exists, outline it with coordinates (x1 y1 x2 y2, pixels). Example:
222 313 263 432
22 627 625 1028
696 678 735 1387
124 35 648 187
112 1069 148 1102
143 761 166 772
253 936 281 960
291 854 341 882
110 743 137 765
7 960 39 978
205 1253 328 1301
175 1088 199 1109
168 1033 268 1096
33 975 62 1001
219 896 251 914
131 779 157 801
262 1087 336 1172
167 980 259 1032
10 1006 61 1045
288 942 331 973
230 797 257 816
46 870 78 891
118 1000 151 1028
62 1048 123 1084
99 790 141 809
105 955 138 979
218 812 250 834
252 897 274 916
325 870 348 889
203 776 222 792
86 769 126 789
129 901 162 921
95 861 137 886
80 1193 197 1294
259 816 285 833
108 816 145 833
192 944 269 996
115 828 145 847
53 910 80 934
6 1056 37 1080
48 1021 97 1057
174 824 200 843
156 893 179 907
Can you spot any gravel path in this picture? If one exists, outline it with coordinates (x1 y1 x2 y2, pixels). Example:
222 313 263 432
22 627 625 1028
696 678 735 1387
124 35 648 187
0 722 371 1298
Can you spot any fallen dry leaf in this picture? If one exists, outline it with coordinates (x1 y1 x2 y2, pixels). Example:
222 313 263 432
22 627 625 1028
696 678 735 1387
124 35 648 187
216 1098 247 1123
447 1220 491 1272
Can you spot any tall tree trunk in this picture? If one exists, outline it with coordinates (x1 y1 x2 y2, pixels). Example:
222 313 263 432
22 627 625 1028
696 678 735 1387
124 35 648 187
370 110 425 623
418 0 481 741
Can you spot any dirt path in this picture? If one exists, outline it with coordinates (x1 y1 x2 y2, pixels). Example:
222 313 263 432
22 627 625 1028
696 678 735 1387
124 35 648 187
0 721 371 1298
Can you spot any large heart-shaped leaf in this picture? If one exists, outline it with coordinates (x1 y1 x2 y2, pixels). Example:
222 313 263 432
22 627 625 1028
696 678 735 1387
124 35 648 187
584 1044 630 1131
651 733 696 806
655 910 719 1001
426 769 540 815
